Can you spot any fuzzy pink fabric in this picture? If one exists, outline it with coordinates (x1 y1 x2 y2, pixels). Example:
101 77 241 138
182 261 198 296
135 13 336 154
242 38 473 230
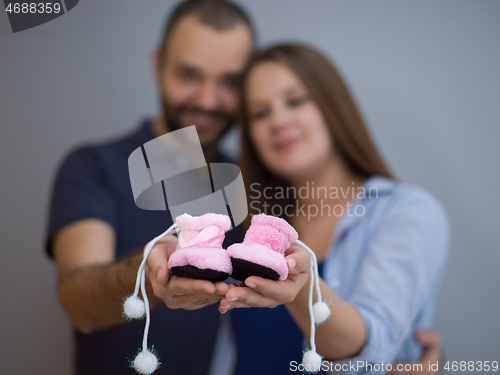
169 213 232 273
176 213 231 248
227 214 299 280
227 243 290 280
168 246 232 274
244 214 298 254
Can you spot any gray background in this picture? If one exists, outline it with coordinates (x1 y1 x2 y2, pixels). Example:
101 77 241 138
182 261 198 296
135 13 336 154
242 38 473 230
1 1 499 373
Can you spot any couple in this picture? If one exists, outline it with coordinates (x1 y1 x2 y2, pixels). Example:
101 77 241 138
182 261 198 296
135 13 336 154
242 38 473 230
46 0 448 374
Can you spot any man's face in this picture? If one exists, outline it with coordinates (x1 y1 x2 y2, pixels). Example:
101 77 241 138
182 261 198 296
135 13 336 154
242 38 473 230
156 16 253 147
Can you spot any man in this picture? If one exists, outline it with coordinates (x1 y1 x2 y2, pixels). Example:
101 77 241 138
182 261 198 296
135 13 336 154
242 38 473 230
47 1 254 374
46 1 441 374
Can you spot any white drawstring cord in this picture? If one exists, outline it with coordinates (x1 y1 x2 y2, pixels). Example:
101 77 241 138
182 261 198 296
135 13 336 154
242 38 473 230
294 239 332 373
123 225 329 374
122 223 179 374
307 252 316 351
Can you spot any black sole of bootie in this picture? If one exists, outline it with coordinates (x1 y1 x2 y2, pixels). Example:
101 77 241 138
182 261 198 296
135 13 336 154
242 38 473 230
170 265 229 282
230 258 280 282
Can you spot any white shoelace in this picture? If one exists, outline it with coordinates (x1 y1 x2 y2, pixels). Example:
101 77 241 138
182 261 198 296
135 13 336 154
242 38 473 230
294 239 331 372
123 226 330 374
123 223 178 374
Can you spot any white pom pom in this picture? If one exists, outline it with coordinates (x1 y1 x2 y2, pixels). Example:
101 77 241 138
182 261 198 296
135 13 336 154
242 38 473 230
313 301 331 324
302 350 322 373
133 350 158 374
123 295 145 319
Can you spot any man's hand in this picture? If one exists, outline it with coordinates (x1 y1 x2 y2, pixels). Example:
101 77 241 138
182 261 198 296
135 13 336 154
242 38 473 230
145 235 229 310
389 330 442 374
217 243 310 313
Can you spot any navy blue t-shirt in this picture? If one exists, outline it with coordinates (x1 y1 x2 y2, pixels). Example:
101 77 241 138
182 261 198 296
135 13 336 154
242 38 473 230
46 121 243 375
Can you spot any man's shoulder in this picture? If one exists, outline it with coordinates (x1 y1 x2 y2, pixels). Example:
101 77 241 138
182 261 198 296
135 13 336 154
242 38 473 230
60 121 151 168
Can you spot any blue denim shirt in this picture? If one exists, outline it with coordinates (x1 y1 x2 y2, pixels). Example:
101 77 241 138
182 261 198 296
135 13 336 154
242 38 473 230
322 176 449 373
209 175 449 375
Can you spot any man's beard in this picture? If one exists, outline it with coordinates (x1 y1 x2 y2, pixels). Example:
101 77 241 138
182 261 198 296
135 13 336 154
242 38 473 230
161 95 235 150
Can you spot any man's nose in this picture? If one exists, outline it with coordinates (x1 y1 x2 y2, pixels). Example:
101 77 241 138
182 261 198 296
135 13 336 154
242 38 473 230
194 82 219 111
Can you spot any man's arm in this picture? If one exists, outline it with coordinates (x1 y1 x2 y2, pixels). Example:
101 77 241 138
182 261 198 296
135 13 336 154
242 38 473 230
53 219 164 334
53 218 230 334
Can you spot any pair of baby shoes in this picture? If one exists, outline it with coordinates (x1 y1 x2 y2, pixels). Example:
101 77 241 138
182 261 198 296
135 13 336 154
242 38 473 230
168 213 298 282
124 213 329 375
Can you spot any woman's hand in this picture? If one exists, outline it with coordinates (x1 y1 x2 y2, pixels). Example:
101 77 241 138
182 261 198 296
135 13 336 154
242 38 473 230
218 243 310 313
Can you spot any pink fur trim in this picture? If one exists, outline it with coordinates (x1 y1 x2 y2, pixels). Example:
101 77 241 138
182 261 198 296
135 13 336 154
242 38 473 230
244 214 298 254
168 247 232 274
227 243 289 280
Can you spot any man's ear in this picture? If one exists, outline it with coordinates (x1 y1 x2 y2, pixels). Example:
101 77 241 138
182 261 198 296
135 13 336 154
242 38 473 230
152 49 163 84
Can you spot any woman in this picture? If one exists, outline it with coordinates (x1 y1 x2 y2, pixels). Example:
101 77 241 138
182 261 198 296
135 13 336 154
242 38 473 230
218 44 449 374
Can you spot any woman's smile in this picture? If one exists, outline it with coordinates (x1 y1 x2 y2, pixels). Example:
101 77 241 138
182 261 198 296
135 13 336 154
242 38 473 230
273 136 302 151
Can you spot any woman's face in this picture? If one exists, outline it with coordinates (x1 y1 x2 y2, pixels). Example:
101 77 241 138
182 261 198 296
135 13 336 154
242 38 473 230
246 62 334 182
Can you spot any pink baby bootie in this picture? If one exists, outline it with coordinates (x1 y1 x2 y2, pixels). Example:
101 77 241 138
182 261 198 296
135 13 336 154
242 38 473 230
168 213 232 282
227 214 298 281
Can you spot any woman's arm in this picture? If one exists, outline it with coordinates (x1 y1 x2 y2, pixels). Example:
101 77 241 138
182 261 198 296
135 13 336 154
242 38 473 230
221 269 367 360
218 242 365 358
220 188 449 363
285 277 366 360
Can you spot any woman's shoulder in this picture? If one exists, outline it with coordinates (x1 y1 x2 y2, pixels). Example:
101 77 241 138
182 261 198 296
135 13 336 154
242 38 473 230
364 175 449 232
